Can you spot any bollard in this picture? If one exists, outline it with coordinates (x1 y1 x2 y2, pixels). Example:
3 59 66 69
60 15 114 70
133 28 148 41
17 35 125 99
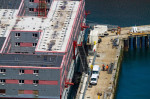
90 65 93 70
98 95 100 99
94 41 96 45
97 92 102 99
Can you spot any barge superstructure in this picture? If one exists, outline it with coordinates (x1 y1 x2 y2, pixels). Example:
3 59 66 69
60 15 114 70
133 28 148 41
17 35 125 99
0 0 86 99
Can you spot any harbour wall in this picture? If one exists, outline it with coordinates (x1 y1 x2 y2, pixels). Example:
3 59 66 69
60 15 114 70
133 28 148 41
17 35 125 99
110 34 150 99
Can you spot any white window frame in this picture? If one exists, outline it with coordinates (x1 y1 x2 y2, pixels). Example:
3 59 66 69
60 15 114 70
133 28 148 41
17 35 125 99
29 8 34 11
46 0 50 3
0 69 6 73
46 8 50 12
0 79 5 83
15 33 20 37
15 42 20 46
33 80 39 84
29 0 34 2
19 70 24 74
32 43 37 47
32 33 38 37
33 70 39 74
19 80 24 84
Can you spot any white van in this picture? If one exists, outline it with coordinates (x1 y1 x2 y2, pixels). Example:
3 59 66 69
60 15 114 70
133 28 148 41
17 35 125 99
92 65 100 78
90 74 98 85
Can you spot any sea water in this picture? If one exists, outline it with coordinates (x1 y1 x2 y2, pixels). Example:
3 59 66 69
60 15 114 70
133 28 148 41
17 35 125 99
116 49 150 99
85 0 150 27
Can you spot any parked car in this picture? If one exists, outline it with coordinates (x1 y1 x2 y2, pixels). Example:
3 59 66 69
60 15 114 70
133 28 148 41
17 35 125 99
90 74 98 85
92 65 100 78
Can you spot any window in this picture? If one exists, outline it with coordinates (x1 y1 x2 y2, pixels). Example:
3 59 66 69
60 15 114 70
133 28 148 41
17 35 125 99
18 90 24 94
92 71 99 74
91 78 96 81
15 57 19 61
15 52 21 53
15 33 20 37
33 43 37 47
0 89 5 94
0 69 6 73
29 8 34 11
46 8 49 12
33 90 39 95
33 70 39 74
32 33 38 37
46 0 50 3
19 70 24 74
29 0 34 2
0 79 5 83
15 42 20 46
44 56 47 61
33 80 39 84
19 80 24 84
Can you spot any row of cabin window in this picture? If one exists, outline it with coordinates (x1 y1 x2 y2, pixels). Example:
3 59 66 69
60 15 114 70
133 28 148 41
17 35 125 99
0 89 38 95
15 43 37 47
0 69 38 74
0 79 39 84
19 69 38 74
15 33 38 37
29 8 50 12
29 0 50 3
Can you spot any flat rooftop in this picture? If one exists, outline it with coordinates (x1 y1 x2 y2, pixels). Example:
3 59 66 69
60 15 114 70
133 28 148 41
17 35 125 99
0 0 80 52
35 0 80 52
0 9 18 37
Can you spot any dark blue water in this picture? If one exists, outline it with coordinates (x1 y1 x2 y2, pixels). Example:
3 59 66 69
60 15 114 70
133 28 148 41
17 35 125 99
86 0 150 27
116 49 150 99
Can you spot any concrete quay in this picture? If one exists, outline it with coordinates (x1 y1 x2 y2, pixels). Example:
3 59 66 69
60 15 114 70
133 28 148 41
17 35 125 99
76 25 150 99
85 32 123 99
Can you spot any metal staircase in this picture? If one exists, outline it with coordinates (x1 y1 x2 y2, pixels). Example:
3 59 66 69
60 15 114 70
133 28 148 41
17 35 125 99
38 0 47 17
77 44 88 73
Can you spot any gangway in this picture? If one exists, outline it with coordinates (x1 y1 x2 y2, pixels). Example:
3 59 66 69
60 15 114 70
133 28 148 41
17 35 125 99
77 44 88 74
